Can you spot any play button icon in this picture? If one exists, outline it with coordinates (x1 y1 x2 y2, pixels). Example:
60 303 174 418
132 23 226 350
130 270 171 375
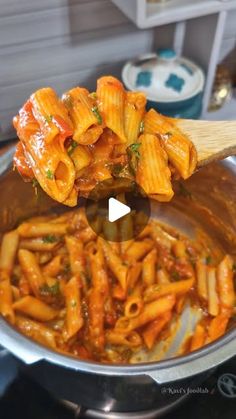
108 198 131 222
85 177 150 242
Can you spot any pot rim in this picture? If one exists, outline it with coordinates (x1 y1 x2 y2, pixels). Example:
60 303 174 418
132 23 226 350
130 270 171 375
0 147 235 383
0 316 235 381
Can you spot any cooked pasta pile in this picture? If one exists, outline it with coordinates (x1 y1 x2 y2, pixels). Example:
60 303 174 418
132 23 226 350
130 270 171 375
0 208 235 363
13 76 197 206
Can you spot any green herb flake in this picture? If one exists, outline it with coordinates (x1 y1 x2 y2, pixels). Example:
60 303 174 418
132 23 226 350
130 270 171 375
46 169 54 180
139 120 144 134
128 143 141 158
67 140 78 156
42 235 58 243
89 92 97 100
91 106 102 124
40 282 60 296
44 114 53 124
71 300 77 308
172 271 180 281
163 132 172 140
232 263 236 272
32 178 39 188
206 255 212 265
178 182 192 199
127 143 141 176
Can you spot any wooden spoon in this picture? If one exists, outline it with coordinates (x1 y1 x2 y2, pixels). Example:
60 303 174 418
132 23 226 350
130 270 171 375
176 119 236 167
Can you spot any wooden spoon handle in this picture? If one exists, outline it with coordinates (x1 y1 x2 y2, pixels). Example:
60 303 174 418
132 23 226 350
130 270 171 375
177 119 236 167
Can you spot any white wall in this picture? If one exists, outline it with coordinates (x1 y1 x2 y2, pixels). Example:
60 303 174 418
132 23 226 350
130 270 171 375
218 10 236 71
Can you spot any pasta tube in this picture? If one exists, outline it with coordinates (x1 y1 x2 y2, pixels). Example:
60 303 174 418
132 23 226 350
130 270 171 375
144 278 194 302
207 267 219 316
142 311 171 349
62 87 103 144
13 296 58 321
18 249 45 296
136 134 174 202
97 76 126 143
0 276 15 323
115 294 175 332
144 109 197 179
30 87 73 144
217 255 234 313
190 323 206 352
124 92 146 145
16 315 57 349
14 101 76 204
63 276 84 340
0 230 19 274
142 249 157 286
99 238 128 291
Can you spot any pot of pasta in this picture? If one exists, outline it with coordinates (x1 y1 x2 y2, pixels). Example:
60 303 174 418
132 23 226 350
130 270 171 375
0 77 235 413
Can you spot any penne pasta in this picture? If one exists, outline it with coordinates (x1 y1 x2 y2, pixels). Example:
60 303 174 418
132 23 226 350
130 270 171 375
144 278 194 303
136 134 174 202
190 323 206 352
142 311 171 349
88 287 105 351
196 260 208 301
0 276 15 323
115 294 175 332
16 315 57 349
125 239 153 262
62 87 103 144
0 230 19 274
63 276 84 341
18 222 67 238
97 76 126 143
13 296 58 321
18 249 44 296
207 267 219 316
144 109 197 179
124 92 146 145
106 330 142 347
217 255 234 313
142 249 157 286
99 238 128 291
30 87 73 144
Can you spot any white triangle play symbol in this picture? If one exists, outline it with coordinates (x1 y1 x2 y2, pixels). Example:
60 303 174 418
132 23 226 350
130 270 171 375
108 197 131 222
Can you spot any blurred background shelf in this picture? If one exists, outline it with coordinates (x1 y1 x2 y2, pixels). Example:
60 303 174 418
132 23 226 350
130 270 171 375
112 0 236 28
203 94 236 120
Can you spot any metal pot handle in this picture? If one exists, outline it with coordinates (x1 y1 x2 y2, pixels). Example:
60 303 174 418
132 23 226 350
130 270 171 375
0 319 43 365
146 334 236 384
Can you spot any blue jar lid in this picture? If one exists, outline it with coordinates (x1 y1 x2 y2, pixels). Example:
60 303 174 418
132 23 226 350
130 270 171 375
122 50 205 104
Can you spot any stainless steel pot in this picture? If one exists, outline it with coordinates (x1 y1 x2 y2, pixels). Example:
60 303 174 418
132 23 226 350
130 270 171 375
0 147 235 413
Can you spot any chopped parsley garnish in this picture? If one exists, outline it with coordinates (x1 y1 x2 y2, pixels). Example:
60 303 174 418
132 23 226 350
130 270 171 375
89 92 97 99
46 169 54 180
44 115 53 124
40 282 60 296
139 120 144 134
178 182 192 199
67 140 78 156
172 271 180 281
127 143 141 175
32 178 39 188
71 300 77 308
91 106 102 124
206 255 212 265
42 235 57 243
